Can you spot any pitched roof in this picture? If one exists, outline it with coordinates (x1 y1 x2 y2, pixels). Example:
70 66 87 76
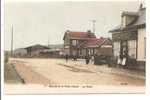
122 11 138 17
63 31 96 40
133 8 145 26
78 37 112 48
25 44 49 50
109 8 146 33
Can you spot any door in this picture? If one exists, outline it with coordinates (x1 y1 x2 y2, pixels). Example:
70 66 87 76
121 40 128 57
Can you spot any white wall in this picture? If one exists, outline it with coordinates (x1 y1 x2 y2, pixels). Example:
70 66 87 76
113 42 120 57
137 28 146 61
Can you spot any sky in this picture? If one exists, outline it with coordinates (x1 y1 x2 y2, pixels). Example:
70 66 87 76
4 0 143 50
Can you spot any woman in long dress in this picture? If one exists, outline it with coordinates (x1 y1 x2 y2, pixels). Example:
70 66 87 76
117 52 122 65
122 50 127 66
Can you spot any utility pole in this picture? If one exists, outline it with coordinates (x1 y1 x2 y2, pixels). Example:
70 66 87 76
11 24 14 57
91 20 96 34
48 36 50 48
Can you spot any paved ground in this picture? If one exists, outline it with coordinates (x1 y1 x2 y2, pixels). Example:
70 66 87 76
5 58 145 94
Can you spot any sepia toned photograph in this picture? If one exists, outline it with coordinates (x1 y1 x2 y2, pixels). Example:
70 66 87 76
4 0 146 94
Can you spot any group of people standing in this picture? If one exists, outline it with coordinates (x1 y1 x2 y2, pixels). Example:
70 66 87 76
117 50 128 67
65 54 77 62
85 55 94 64
65 54 95 64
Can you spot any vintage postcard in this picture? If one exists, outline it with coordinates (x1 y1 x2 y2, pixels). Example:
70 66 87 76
3 0 146 94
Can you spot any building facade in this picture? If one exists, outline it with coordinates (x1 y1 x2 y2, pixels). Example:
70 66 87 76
63 30 96 57
109 6 146 69
63 30 112 58
24 44 50 57
78 37 112 58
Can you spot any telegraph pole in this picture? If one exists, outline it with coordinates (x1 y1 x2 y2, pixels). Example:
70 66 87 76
48 36 50 48
11 24 14 57
91 20 96 34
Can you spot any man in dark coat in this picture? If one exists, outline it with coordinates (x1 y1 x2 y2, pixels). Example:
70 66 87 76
85 55 90 64
65 54 69 62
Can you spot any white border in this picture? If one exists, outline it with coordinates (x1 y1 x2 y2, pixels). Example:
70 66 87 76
4 0 145 2
1 0 150 100
1 0 4 99
146 0 150 96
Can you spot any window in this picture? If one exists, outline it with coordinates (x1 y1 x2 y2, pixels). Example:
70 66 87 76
72 40 78 46
128 40 136 59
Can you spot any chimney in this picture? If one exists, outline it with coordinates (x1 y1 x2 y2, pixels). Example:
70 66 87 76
87 30 94 38
87 30 92 34
139 3 143 10
66 30 70 34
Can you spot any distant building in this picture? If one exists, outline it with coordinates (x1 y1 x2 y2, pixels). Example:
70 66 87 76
40 48 64 58
14 48 27 57
109 6 146 69
63 30 112 58
78 37 112 57
24 44 50 57
63 30 96 57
